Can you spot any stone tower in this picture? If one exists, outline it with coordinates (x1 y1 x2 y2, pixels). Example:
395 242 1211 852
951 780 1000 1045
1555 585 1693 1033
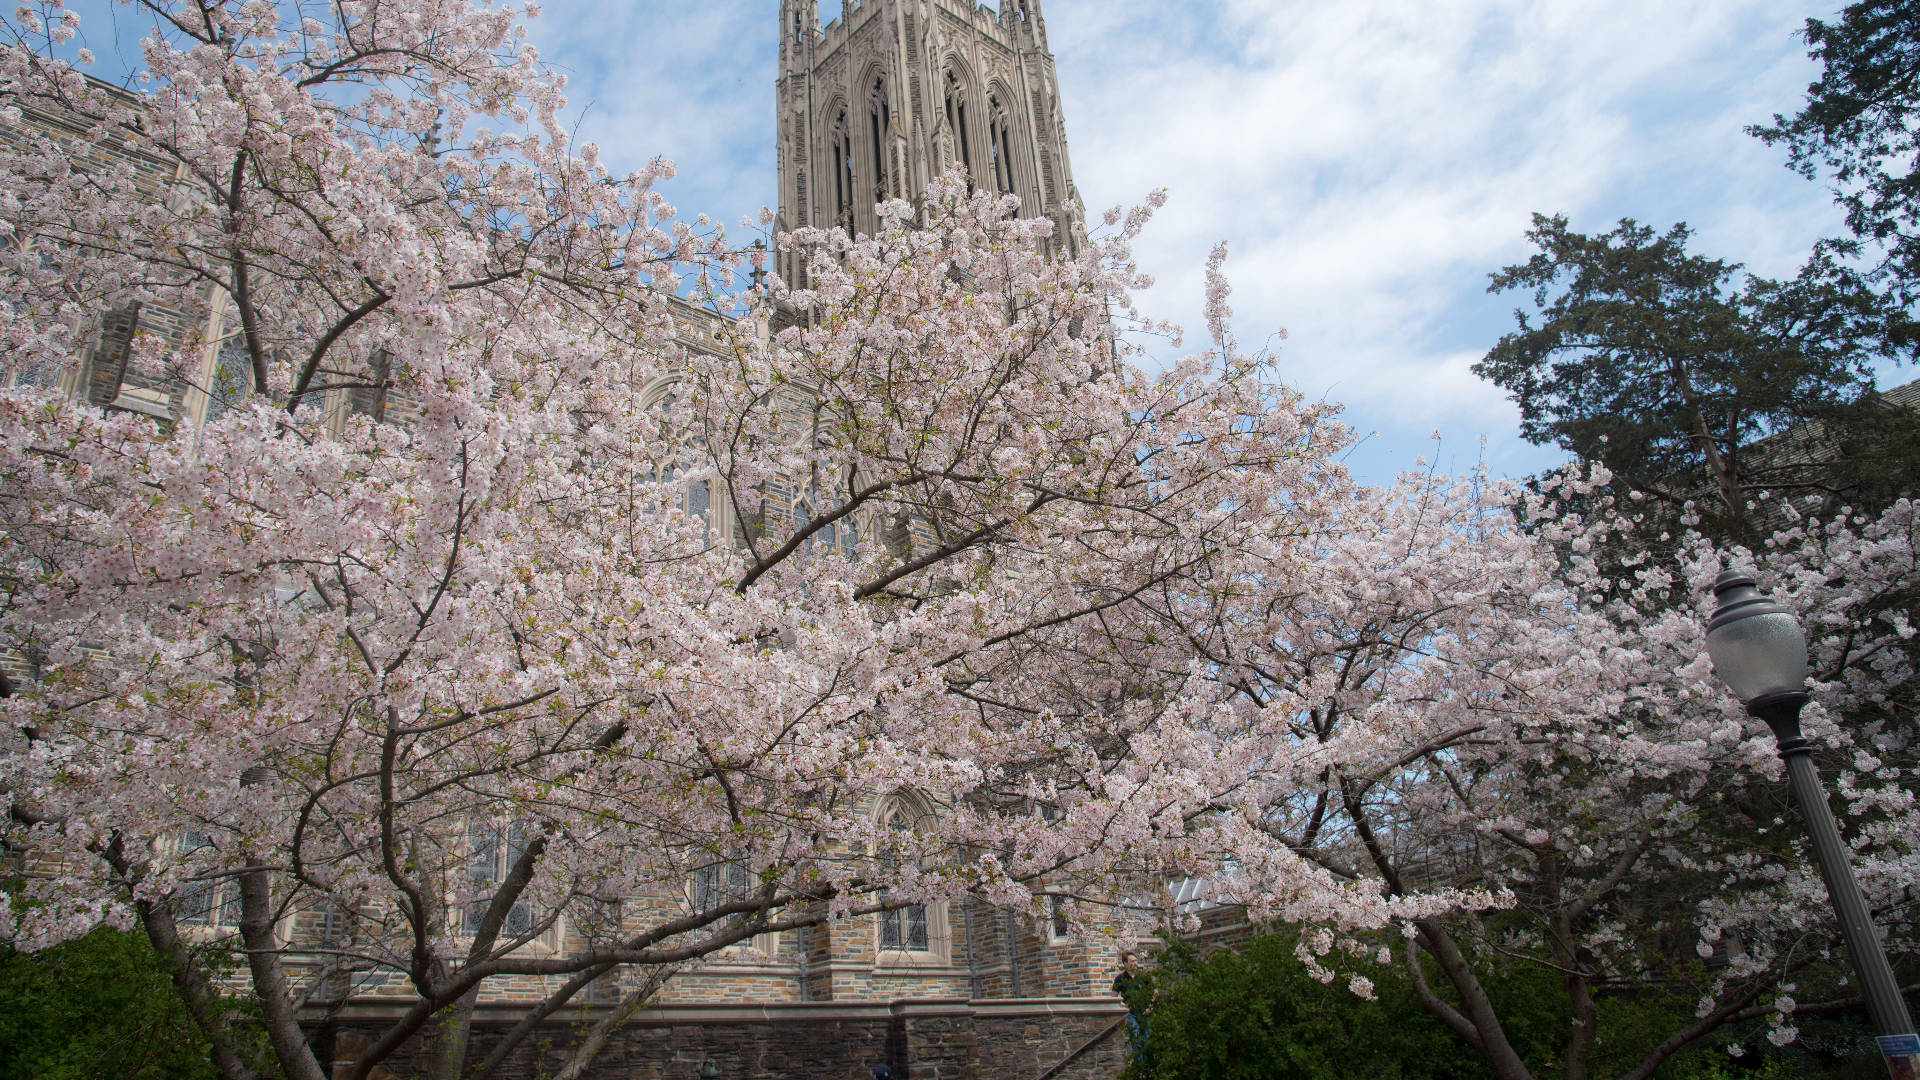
774 0 1084 283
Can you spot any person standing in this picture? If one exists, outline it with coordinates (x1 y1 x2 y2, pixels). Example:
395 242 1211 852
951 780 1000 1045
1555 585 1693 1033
1112 950 1152 1066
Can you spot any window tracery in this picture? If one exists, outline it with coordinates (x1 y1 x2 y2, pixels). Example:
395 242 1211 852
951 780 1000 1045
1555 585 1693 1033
642 378 715 549
175 826 241 929
875 797 930 952
867 75 892 203
691 856 752 915
791 474 860 559
987 93 1015 196
831 108 856 228
944 70 973 179
463 818 534 937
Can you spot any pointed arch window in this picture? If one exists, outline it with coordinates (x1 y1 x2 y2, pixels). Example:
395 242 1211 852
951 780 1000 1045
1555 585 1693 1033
463 818 535 937
692 857 752 914
944 71 973 178
876 799 929 952
645 380 715 550
831 110 855 227
987 97 1015 196
868 76 892 202
201 336 256 427
685 851 783 957
790 475 859 559
175 827 241 929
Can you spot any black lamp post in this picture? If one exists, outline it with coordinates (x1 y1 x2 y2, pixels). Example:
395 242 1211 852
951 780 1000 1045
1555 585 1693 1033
1706 571 1918 1077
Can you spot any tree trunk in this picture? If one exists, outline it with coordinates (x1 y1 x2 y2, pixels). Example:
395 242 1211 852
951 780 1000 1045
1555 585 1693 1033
1414 921 1536 1080
424 982 479 1080
551 969 674 1080
136 883 264 1080
93 829 260 1080
238 866 330 1080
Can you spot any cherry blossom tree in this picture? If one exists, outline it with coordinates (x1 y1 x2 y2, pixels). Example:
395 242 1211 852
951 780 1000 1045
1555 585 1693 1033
3 7 1910 1080
1113 456 1920 1080
0 3 1428 1078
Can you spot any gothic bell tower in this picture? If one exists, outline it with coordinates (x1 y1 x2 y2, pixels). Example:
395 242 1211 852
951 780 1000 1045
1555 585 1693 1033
775 0 1084 283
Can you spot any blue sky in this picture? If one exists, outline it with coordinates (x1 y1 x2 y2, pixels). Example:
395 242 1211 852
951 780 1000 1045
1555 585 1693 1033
523 0 1867 485
69 0 1870 485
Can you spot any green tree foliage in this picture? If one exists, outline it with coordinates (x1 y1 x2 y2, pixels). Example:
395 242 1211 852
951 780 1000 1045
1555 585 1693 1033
1751 0 1920 299
1475 213 1918 544
0 928 231 1080
1124 932 1483 1080
1127 930 1890 1080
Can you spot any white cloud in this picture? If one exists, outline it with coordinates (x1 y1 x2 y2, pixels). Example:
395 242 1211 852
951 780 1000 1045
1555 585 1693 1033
525 3 778 227
1044 0 1846 480
521 0 1848 483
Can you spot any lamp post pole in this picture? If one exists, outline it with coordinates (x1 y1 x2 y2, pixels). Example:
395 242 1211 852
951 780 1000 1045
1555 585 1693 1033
1706 572 1917 1078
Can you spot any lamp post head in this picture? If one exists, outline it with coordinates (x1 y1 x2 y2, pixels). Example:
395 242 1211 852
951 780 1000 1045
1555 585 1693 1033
1705 570 1810 714
699 1061 720 1080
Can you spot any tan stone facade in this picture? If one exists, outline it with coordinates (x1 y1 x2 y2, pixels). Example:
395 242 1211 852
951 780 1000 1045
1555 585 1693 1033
2 8 1129 1071
774 0 1085 287
0 87 222 426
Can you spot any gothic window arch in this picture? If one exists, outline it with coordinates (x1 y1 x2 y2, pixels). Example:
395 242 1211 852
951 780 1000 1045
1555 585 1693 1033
173 826 241 930
201 334 256 427
684 848 784 958
866 74 893 204
943 67 974 179
829 107 855 228
789 470 859 559
986 91 1016 197
873 794 935 955
462 817 535 938
3 241 65 391
691 856 752 914
640 376 715 548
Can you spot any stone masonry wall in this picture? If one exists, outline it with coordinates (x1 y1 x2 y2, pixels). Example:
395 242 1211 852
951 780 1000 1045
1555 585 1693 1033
324 998 1126 1080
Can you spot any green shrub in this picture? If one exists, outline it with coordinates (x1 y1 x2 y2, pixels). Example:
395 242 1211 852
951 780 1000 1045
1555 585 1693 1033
1125 932 1484 1080
0 928 223 1080
1125 929 1885 1080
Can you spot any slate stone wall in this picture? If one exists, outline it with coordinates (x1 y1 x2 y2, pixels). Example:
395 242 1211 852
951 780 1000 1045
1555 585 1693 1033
323 998 1126 1080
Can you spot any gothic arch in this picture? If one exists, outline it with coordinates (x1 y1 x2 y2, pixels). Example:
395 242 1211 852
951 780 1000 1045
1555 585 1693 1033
939 56 982 182
639 374 721 547
871 790 949 960
873 787 937 830
636 373 681 411
856 63 896 215
816 94 856 230
983 77 1025 203
787 474 858 559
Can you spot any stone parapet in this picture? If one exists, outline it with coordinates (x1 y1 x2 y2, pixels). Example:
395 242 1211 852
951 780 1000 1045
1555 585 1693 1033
320 996 1127 1080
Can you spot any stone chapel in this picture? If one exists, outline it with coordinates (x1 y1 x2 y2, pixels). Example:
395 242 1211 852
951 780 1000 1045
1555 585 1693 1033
773 0 1086 284
355 6 1132 1075
0 3 1136 1076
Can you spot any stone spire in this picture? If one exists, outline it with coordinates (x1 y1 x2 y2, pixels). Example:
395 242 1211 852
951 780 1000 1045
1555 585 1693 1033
774 0 1083 284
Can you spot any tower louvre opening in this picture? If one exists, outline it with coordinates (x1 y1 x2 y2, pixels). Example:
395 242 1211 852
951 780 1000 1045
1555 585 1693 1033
778 0 1079 248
